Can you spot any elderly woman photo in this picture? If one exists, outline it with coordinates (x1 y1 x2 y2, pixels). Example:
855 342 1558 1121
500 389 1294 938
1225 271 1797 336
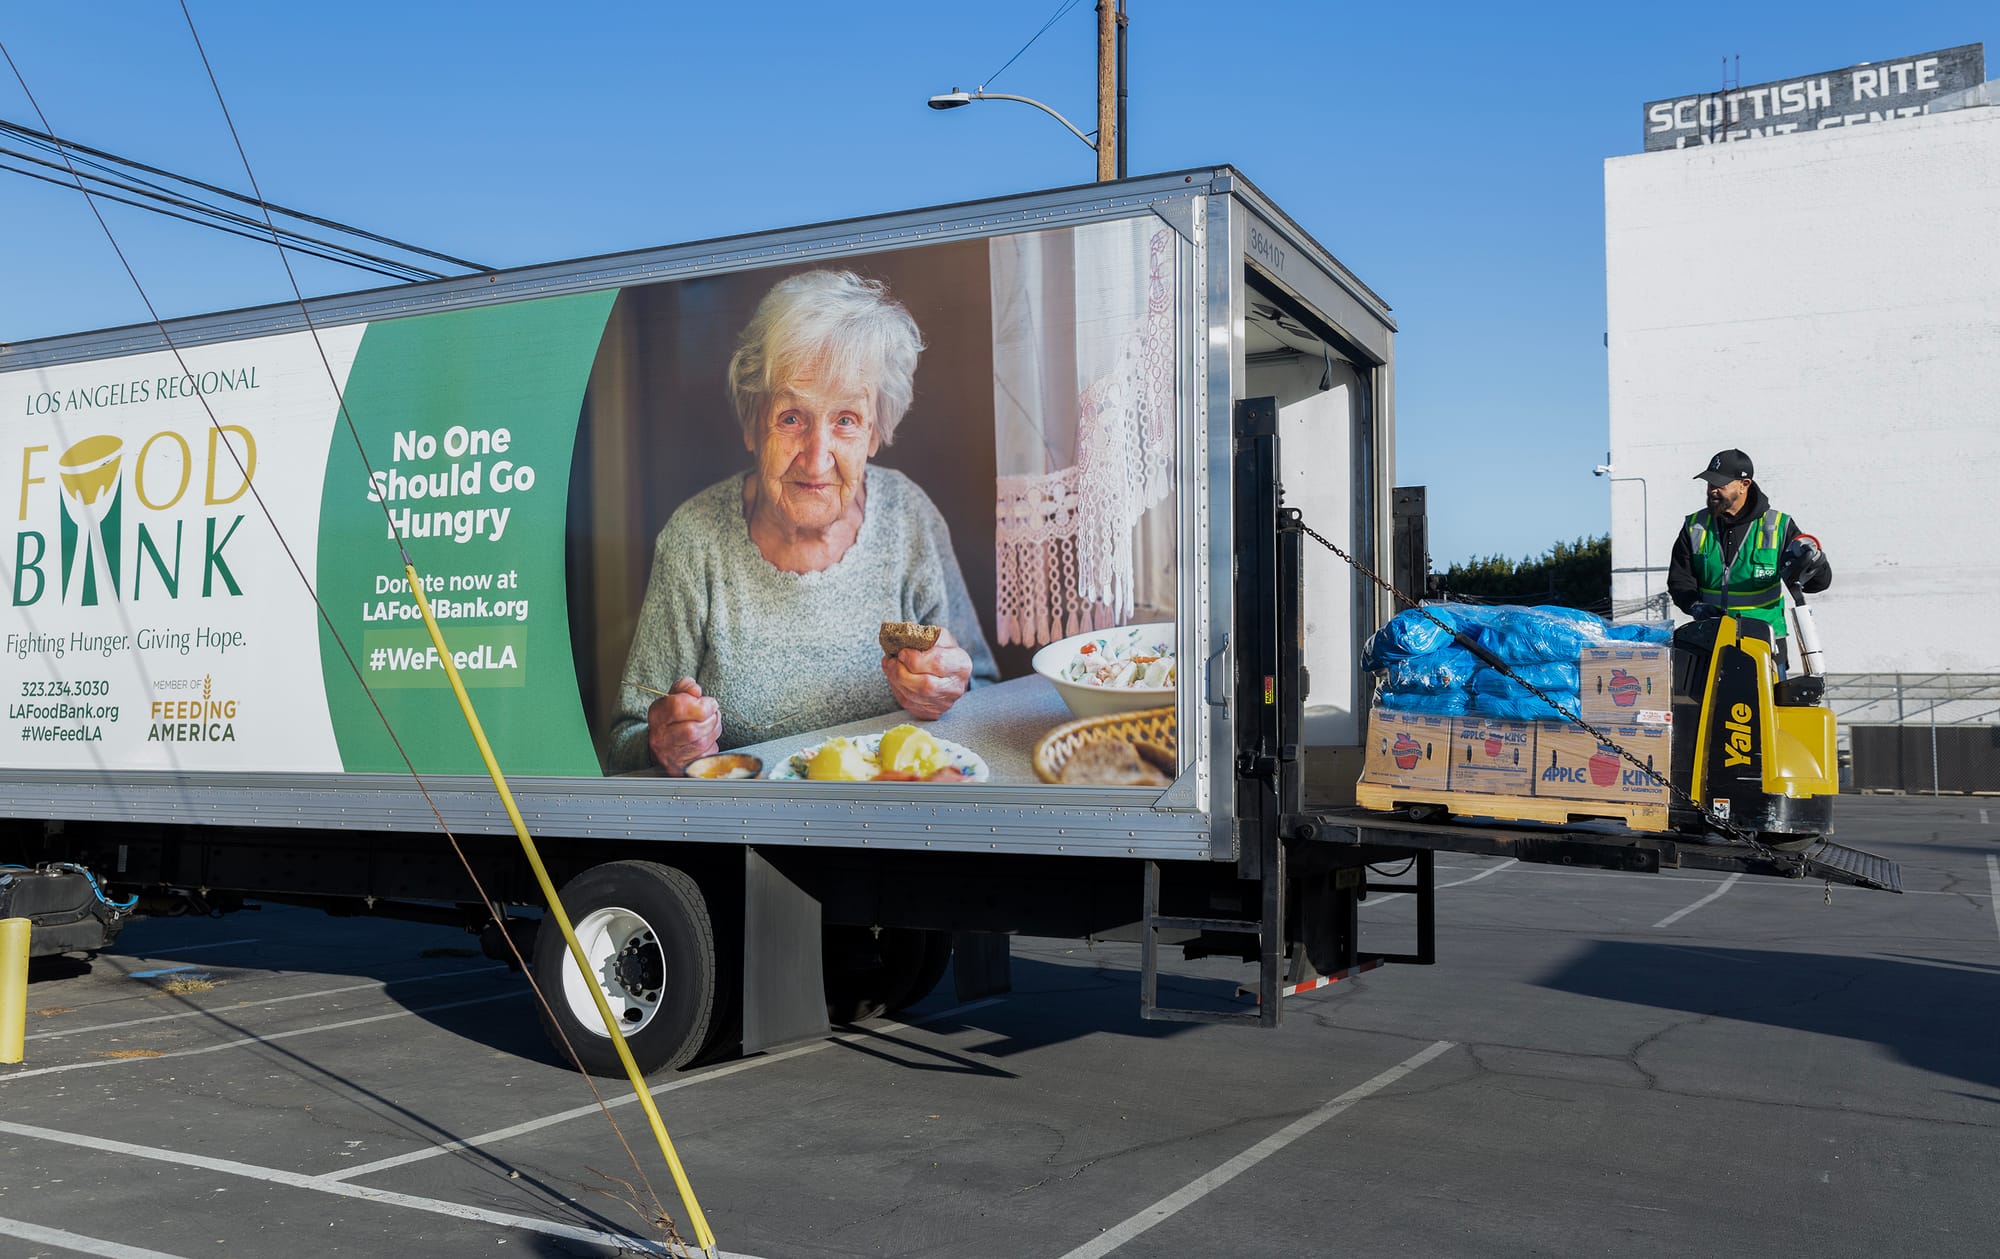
605 269 999 776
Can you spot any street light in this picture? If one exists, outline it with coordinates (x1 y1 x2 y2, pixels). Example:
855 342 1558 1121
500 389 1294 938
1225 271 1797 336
1594 462 1662 619
929 2 1123 181
926 88 1100 154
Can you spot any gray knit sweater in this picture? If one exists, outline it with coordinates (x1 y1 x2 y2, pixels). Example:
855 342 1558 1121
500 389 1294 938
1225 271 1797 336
603 467 1000 773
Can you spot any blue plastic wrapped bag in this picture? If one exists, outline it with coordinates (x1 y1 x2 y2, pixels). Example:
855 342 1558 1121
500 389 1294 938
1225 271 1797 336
1382 647 1480 695
1607 621 1673 645
1378 688 1471 716
1366 603 1612 669
1466 606 1607 665
1466 688 1580 723
1470 663 1579 695
1364 608 1453 667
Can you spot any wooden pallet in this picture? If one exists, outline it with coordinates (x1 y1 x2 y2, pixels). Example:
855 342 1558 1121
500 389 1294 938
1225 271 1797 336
1354 780 1671 833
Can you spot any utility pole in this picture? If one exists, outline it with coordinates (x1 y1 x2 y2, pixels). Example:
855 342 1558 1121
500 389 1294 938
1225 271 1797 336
1096 0 1118 181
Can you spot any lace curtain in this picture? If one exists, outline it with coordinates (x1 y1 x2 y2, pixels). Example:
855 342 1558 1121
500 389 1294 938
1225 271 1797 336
992 219 1177 646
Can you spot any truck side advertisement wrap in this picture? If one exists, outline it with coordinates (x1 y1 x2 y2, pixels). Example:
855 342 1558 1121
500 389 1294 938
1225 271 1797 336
318 293 616 776
9 325 371 771
4 219 1184 784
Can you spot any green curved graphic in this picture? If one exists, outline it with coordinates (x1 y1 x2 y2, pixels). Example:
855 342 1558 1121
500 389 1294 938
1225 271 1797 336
316 291 616 774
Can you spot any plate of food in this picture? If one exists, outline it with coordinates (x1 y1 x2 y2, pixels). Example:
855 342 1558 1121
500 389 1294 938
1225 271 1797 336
766 723 989 783
1030 622 1177 718
682 753 763 781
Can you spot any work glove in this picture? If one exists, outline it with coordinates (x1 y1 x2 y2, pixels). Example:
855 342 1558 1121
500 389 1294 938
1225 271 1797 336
1688 601 1723 621
1780 537 1825 584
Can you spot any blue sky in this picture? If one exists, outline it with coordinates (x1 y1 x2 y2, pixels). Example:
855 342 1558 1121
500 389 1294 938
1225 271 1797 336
1 2 1986 564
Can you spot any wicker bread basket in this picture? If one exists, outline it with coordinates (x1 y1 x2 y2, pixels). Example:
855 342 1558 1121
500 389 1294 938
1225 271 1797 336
1033 705 1177 784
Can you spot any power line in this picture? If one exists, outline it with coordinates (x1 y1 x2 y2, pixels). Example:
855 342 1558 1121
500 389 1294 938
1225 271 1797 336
984 0 1086 87
0 115 488 277
0 156 426 282
0 142 440 281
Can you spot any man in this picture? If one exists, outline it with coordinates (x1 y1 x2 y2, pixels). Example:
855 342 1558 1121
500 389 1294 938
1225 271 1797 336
1668 448 1831 671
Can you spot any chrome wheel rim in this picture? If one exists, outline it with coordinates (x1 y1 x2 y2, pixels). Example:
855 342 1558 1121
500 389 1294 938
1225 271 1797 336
562 906 665 1037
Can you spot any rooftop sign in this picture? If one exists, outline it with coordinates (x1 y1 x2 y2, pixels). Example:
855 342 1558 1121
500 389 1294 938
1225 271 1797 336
1642 43 1985 152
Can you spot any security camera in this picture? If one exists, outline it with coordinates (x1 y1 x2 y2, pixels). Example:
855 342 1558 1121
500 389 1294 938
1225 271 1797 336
1593 464 1614 477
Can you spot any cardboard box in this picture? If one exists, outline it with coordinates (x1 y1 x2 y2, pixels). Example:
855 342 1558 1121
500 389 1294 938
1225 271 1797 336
1533 722 1670 804
1360 709 1452 791
1447 716 1536 793
1579 646 1672 726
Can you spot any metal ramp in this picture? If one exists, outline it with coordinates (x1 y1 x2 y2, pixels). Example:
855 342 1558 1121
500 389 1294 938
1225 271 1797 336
1803 841 1902 893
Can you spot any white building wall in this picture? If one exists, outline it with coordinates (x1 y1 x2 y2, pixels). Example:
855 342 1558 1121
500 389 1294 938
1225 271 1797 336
1604 107 2000 672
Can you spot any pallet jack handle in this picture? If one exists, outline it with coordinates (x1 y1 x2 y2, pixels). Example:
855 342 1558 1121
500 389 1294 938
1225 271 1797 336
1784 533 1826 678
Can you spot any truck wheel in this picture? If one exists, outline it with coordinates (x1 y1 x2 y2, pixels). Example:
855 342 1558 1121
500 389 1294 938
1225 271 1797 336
890 931 953 1013
823 926 938 1024
534 861 717 1077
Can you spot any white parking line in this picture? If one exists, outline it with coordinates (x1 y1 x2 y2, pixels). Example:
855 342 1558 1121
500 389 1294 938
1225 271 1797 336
0 1002 1012 1255
1655 873 1743 929
1987 855 2000 944
1054 1040 1456 1259
28 965 505 1041
0 1118 747 1257
1363 858 1519 907
1 992 523 1082
1981 808 1990 825
323 996 1008 1182
0 1216 191 1259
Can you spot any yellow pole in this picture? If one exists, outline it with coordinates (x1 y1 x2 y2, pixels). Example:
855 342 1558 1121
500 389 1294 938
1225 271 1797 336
0 917 29 1065
405 566 717 1257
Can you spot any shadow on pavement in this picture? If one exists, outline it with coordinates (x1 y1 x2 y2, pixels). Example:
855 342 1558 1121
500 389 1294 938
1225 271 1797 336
903 956 1224 1060
1539 940 2000 1093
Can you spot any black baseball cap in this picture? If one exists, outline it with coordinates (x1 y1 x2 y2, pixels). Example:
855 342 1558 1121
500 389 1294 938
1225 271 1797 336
1695 449 1754 487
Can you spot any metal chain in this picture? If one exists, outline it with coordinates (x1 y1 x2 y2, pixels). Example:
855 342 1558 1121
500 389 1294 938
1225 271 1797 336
1292 517 1792 865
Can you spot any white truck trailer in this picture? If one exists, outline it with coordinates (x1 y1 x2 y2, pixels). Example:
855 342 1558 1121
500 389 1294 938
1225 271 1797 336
0 169 1893 1075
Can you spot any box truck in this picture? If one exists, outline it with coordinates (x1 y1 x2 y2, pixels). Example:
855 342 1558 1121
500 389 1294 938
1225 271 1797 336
0 168 1895 1075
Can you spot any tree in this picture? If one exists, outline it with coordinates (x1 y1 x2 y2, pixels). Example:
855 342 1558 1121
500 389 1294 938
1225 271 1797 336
1438 535 1611 613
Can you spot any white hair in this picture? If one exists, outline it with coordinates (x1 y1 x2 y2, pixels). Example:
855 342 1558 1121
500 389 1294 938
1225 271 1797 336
727 270 924 445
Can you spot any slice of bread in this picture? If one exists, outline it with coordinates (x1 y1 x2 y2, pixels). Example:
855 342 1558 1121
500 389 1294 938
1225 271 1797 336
1059 739 1172 787
1132 739 1178 777
879 621 943 656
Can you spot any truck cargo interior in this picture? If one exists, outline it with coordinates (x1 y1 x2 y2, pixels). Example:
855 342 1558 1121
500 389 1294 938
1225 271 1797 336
1244 273 1374 804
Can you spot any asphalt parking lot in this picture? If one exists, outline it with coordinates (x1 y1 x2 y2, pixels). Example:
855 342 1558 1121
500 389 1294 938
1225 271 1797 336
4 794 1996 1259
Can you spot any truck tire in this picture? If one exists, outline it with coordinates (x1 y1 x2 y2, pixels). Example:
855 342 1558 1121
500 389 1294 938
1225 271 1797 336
823 926 940 1024
891 931 953 1013
533 861 717 1077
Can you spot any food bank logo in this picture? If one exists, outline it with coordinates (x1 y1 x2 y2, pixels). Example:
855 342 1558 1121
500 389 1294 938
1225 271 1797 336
147 673 239 743
12 428 254 608
56 435 124 605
